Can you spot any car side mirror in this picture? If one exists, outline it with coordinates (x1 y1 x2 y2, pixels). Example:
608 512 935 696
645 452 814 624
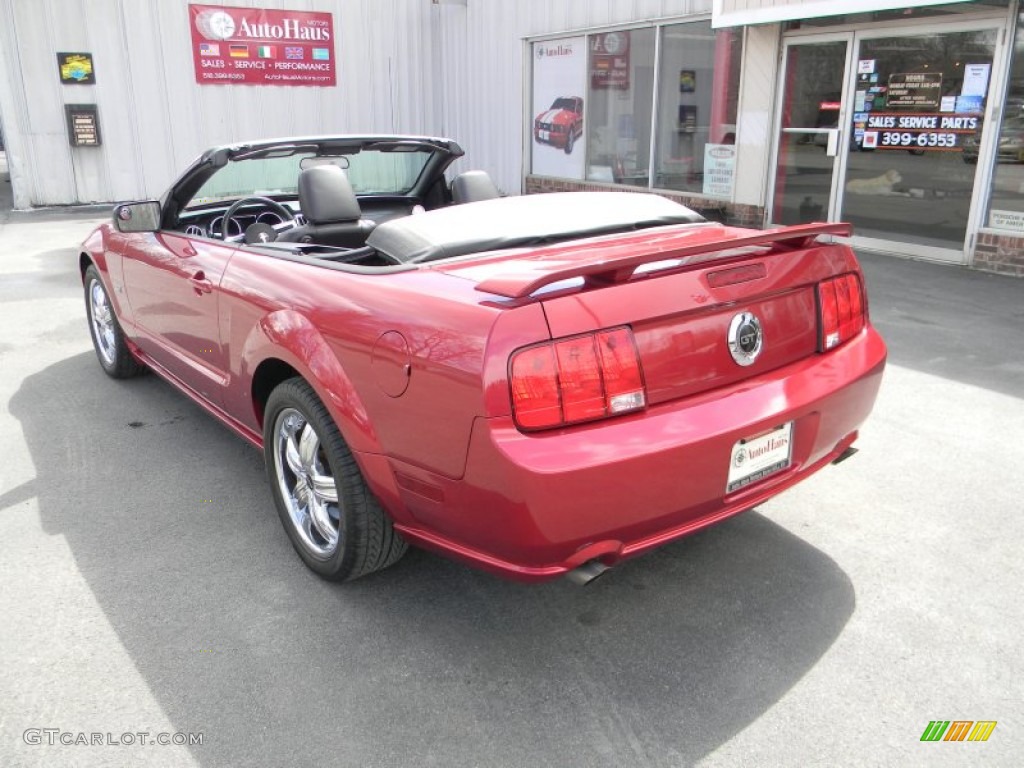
113 201 161 233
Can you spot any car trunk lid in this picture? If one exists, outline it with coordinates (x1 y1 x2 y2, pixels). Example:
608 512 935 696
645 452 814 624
444 221 860 408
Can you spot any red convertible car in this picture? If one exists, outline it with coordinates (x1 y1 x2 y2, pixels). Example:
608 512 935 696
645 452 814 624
81 135 885 584
534 97 584 154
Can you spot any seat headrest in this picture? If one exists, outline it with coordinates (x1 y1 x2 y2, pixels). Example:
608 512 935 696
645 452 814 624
451 170 500 204
298 165 362 224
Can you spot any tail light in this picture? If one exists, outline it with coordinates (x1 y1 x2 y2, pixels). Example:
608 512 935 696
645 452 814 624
818 273 865 351
510 326 646 431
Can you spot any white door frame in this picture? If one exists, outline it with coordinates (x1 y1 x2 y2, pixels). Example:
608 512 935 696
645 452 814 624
767 33 856 226
769 9 1012 264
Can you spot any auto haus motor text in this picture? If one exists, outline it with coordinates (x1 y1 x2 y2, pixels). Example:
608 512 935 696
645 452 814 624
234 17 330 41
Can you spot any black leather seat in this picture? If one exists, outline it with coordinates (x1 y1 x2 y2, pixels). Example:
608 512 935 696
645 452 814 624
278 165 375 248
451 170 500 204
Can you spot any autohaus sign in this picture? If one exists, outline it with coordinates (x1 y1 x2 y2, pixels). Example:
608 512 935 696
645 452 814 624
189 4 336 87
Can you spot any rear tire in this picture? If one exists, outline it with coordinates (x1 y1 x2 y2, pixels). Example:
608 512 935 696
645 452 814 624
84 264 145 378
263 378 407 581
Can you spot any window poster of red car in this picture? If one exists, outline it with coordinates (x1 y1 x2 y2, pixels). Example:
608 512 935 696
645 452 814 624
189 4 336 87
531 36 586 179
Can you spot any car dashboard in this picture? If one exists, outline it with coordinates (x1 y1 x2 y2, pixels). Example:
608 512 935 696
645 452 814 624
175 197 425 240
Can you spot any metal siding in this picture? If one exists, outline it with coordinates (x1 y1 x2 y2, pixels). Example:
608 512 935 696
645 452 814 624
0 0 29 206
439 0 714 196
0 0 442 206
715 0 975 27
9 0 77 206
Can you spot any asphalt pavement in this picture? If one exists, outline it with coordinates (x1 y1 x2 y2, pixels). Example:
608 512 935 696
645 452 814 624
0 185 1020 767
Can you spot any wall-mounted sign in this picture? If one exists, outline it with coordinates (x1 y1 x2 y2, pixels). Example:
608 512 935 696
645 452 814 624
590 31 630 90
189 4 336 87
886 72 942 109
679 105 697 133
64 104 101 147
57 52 95 84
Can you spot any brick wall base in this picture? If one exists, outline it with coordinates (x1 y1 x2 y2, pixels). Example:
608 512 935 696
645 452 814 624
973 232 1024 277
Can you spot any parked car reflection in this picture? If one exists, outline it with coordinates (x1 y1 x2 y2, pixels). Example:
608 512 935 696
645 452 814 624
963 115 1024 164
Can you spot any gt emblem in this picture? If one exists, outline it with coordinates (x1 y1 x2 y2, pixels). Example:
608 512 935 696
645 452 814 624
728 311 763 367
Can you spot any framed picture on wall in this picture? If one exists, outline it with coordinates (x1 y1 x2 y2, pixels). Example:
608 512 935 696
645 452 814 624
57 52 96 85
679 104 697 132
679 70 696 93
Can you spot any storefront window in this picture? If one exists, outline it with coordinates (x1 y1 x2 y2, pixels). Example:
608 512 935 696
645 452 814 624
585 28 656 185
653 22 743 197
841 31 997 251
985 12 1024 233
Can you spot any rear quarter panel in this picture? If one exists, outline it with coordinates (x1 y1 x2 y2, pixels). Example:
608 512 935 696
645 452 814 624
218 251 549 480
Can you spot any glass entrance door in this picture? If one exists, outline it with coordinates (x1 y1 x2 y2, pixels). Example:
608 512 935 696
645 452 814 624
772 21 1005 263
771 39 852 226
841 29 999 261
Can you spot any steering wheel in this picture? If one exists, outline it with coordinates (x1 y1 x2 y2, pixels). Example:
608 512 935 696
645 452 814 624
220 196 296 241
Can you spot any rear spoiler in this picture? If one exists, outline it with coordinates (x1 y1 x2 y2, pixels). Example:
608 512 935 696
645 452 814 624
475 222 853 299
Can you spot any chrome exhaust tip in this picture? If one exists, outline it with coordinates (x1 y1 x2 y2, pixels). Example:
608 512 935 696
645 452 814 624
565 560 610 586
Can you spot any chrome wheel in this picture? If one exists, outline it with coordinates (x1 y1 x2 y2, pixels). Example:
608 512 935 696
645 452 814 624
88 278 117 366
272 407 341 558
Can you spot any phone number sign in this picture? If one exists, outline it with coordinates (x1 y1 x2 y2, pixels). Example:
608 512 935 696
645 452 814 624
189 4 335 87
861 113 978 151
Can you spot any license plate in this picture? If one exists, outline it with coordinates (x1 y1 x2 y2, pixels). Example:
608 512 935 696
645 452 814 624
540 130 550 140
726 422 793 493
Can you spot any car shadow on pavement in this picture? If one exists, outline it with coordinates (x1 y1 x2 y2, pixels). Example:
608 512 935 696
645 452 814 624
11 352 855 768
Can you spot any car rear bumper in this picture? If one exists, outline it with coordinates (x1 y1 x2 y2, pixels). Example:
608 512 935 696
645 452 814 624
387 325 886 582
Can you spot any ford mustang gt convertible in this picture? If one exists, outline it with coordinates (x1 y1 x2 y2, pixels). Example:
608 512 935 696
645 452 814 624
81 134 886 584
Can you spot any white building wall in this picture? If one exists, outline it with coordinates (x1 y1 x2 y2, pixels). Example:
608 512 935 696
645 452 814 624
435 0 716 196
0 0 745 208
713 0 974 27
732 23 778 211
0 0 444 208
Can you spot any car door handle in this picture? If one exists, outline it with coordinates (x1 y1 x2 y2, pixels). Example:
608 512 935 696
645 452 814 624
182 245 198 257
190 271 213 295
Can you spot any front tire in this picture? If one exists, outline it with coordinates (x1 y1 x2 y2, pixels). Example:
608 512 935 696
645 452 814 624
263 378 407 581
84 264 144 378
564 130 575 155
